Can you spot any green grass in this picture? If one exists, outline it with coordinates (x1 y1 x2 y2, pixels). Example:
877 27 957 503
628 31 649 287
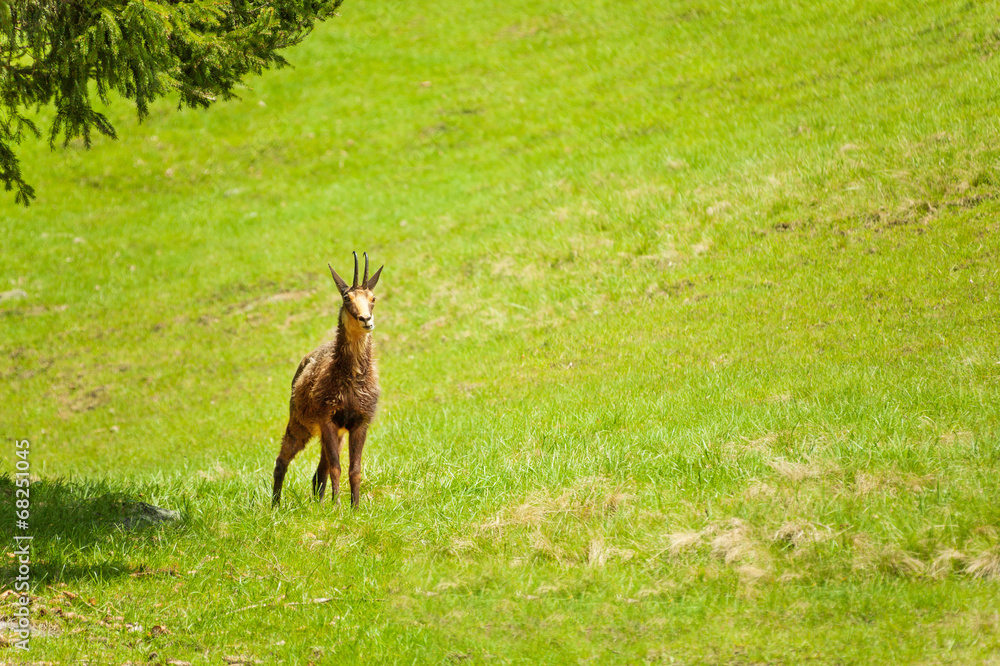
3 0 1000 662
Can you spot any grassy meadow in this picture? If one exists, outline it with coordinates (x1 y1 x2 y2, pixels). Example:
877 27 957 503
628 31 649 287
3 0 1000 662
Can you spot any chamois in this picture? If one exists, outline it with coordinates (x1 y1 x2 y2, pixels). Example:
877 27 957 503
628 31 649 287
272 251 384 508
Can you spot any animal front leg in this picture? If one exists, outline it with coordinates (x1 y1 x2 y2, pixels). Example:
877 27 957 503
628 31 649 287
333 428 347 504
348 425 368 508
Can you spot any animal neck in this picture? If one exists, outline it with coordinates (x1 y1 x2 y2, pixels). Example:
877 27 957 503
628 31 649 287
335 308 372 374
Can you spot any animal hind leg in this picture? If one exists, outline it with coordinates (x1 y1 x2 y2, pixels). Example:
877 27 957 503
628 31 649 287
273 419 311 506
312 444 329 499
347 425 368 508
319 422 345 505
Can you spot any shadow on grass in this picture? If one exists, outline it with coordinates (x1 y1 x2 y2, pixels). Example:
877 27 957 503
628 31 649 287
0 475 185 585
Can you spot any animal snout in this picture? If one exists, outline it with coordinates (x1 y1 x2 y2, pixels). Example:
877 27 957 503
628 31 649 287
360 315 374 329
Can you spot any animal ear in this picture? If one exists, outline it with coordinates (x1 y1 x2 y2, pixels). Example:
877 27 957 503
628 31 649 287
366 265 384 291
329 263 349 296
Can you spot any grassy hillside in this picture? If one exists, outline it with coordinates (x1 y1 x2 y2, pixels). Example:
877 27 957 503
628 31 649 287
2 0 1000 662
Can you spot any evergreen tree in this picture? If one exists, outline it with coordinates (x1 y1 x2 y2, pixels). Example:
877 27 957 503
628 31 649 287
0 0 342 205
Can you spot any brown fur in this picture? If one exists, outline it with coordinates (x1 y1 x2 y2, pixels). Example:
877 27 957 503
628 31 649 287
272 253 383 508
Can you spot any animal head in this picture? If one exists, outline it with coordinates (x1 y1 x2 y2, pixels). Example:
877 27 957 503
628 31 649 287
329 251 383 333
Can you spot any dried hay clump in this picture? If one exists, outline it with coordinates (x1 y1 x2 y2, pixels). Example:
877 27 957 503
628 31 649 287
664 528 709 556
877 547 927 578
603 491 635 514
721 434 776 460
710 518 759 565
484 478 634 534
635 581 677 600
587 537 635 567
852 539 1000 581
748 433 779 449
854 472 885 496
770 521 831 549
479 490 574 534
446 538 481 558
854 542 927 578
929 549 967 578
966 547 1000 580
768 457 823 483
743 481 777 500
661 518 764 567
854 471 934 496
529 530 568 564
736 564 770 583
660 518 772 582
509 494 561 527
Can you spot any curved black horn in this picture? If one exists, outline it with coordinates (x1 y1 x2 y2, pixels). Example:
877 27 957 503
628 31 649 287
363 252 370 287
352 251 359 288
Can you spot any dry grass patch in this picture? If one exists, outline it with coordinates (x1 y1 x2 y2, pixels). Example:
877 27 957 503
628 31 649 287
196 461 231 482
587 537 635 567
848 537 1000 581
634 581 677 600
482 478 635 534
659 518 767 572
768 457 828 483
484 491 641 566
533 583 565 596
929 548 967 578
664 530 704 556
737 564 770 583
446 538 480 558
966 547 1000 580
874 546 927 578
710 519 760 565
777 572 804 583
603 491 634 514
854 470 935 496
770 521 833 550
851 538 933 579
506 494 566 528
528 529 570 564
721 434 776 459
742 481 778 501
938 430 975 447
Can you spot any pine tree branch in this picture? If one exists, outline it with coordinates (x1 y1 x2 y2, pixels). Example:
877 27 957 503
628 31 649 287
1 0 344 206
